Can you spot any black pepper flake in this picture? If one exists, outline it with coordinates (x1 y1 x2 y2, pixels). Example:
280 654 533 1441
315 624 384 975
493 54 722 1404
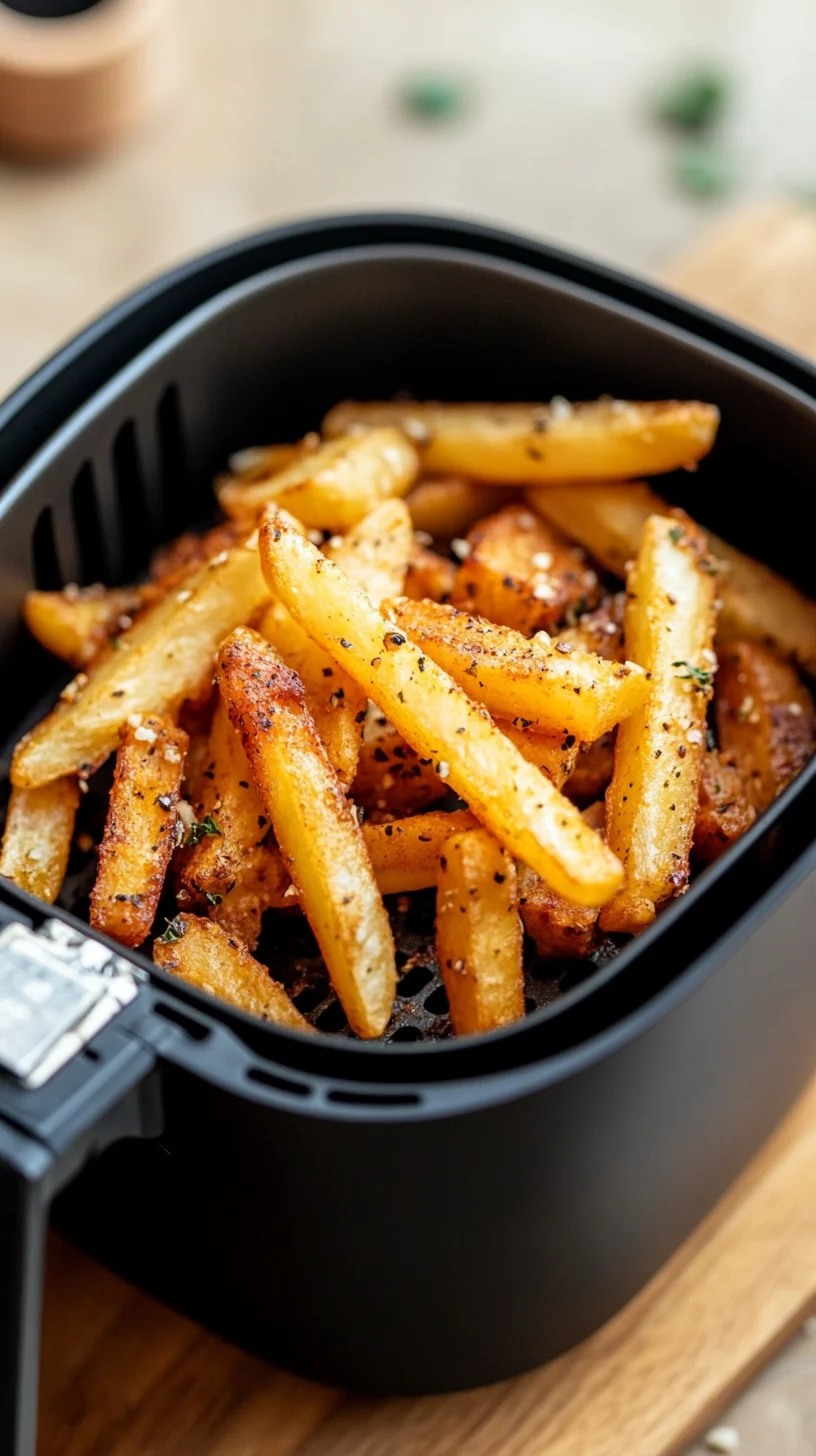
239 780 249 788
355 709 367 723
494 872 506 884
418 834 432 843
562 734 576 749
418 656 426 672
373 747 389 762
322 667 334 678
339 638 353 650
678 744 687 758
385 825 394 836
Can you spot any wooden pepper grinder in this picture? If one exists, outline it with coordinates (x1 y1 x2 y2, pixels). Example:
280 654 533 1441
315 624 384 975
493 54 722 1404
0 0 176 158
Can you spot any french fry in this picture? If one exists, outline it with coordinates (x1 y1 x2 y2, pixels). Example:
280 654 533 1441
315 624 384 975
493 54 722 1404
24 584 146 668
206 844 294 948
179 697 269 912
353 724 450 816
600 516 718 935
405 477 510 539
436 828 524 1035
323 399 720 483
557 593 626 661
496 721 578 786
217 429 419 530
259 600 365 790
226 435 318 482
0 778 79 904
563 733 616 806
693 748 756 863
365 809 477 894
517 864 598 960
326 498 414 604
12 538 268 789
217 627 396 1038
404 542 457 603
715 641 815 812
153 913 310 1031
90 716 188 948
383 596 649 741
530 481 816 676
260 515 624 906
450 504 601 634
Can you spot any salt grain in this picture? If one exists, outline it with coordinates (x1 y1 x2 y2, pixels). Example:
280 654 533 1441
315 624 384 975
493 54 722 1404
164 745 181 764
532 582 556 602
531 551 553 570
175 589 192 604
402 417 431 445
451 538 471 561
436 761 451 780
549 395 573 422
134 725 157 743
789 701 804 716
126 713 143 728
328 536 344 550
532 630 552 647
686 728 704 745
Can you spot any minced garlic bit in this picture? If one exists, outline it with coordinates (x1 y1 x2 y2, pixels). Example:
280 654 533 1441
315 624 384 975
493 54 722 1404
549 395 573 421
436 761 451 780
789 701 804 716
307 529 323 545
209 551 230 567
451 538 471 561
532 630 552 647
531 551 553 570
175 589 192 603
686 727 704 745
328 535 344 549
134 725 158 744
164 745 182 764
532 582 556 602
704 1427 740 1454
126 713 143 728
402 417 431 444
176 801 195 831
701 647 718 665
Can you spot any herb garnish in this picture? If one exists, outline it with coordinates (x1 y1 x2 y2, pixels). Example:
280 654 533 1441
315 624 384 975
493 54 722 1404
157 916 186 944
204 892 223 906
673 660 712 689
668 525 685 544
185 814 222 847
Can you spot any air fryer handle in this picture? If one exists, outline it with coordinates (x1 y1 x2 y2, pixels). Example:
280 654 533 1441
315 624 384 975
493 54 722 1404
0 1027 158 1456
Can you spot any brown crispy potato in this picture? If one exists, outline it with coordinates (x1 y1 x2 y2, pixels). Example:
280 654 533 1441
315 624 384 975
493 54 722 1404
324 399 720 483
179 698 269 920
206 844 293 947
90 716 188 947
259 599 365 790
24 585 147 669
557 593 626 661
715 641 815 813
693 748 756 863
326 499 414 605
353 723 449 817
217 429 419 530
496 721 579 786
217 627 396 1038
404 542 457 603
517 864 598 960
384 596 649 742
149 522 248 594
153 913 310 1031
600 516 718 935
405 477 512 540
13 537 268 789
450 505 601 634
0 777 79 904
436 828 524 1035
260 515 623 906
530 481 816 677
563 733 616 806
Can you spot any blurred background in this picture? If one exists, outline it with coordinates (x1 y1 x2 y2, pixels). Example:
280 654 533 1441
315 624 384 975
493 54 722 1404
2 0 816 395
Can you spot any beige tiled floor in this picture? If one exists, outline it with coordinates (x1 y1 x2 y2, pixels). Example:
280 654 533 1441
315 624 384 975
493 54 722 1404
1 2 816 1449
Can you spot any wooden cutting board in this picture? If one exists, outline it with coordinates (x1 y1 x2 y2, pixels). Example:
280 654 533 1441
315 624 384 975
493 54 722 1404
37 202 816 1456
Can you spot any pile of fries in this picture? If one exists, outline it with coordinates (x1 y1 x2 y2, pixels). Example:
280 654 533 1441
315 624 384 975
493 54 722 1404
3 396 815 1040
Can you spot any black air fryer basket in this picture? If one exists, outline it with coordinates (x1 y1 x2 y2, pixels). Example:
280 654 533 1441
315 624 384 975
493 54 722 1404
1 215 816 1456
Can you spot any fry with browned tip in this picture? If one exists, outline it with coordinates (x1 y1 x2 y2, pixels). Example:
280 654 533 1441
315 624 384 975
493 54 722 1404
154 914 310 1031
259 513 624 907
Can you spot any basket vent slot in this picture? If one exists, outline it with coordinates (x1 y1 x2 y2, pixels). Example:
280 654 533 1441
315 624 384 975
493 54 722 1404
71 462 106 585
153 1000 212 1042
112 421 149 580
32 506 62 590
246 1066 311 1098
157 384 191 535
326 1088 421 1108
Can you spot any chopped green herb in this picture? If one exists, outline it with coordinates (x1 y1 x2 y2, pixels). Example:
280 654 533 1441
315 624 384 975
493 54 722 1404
111 637 122 651
673 660 713 688
706 726 717 752
652 64 730 134
184 814 222 848
157 916 186 944
668 525 685 544
204 891 223 906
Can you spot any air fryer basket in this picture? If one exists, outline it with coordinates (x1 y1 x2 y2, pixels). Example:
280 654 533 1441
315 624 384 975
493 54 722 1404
1 216 815 1456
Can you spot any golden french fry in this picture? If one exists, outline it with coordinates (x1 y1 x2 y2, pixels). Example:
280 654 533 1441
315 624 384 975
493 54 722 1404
693 747 756 864
383 596 649 742
404 542 457 603
153 913 310 1031
90 716 188 947
206 844 293 948
436 828 524 1035
217 627 396 1038
0 777 79 904
450 504 600 634
517 863 598 960
353 724 450 817
600 516 718 935
323 399 720 483
365 809 477 894
715 641 815 813
259 600 365 790
217 429 419 530
530 481 816 677
496 721 578 786
260 515 623 906
24 585 146 669
148 521 248 594
13 538 268 790
405 477 510 539
179 697 269 915
326 498 414 605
